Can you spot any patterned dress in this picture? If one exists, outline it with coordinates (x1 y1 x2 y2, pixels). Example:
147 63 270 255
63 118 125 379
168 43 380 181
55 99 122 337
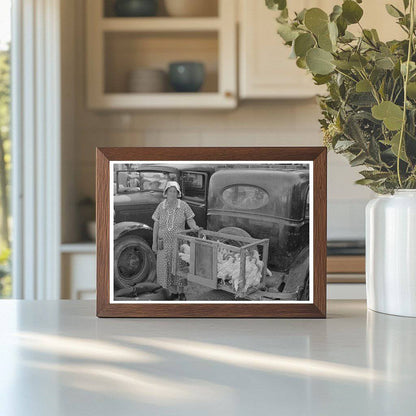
152 199 195 291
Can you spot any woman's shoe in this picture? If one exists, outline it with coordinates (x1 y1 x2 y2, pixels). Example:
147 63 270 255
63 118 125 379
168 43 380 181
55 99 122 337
178 293 186 301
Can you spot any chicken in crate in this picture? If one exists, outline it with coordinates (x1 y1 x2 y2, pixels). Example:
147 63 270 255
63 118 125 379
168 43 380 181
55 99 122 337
172 229 270 299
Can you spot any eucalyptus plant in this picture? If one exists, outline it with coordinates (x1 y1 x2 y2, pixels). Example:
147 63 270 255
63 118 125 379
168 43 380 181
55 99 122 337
266 0 416 193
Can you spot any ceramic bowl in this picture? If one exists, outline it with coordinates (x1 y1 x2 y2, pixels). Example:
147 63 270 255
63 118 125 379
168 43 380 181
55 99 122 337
168 62 205 92
114 0 158 17
127 68 167 93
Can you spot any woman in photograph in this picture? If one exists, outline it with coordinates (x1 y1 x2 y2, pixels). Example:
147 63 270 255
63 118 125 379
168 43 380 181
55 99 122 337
152 181 200 300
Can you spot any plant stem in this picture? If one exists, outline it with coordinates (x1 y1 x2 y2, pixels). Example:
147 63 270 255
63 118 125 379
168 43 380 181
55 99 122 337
397 0 415 188
334 68 357 83
358 69 380 104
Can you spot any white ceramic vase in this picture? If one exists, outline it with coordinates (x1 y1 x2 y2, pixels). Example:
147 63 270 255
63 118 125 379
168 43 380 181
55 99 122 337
366 190 416 317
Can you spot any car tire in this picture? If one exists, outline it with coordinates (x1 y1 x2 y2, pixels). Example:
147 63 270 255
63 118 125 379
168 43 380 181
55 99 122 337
114 235 156 289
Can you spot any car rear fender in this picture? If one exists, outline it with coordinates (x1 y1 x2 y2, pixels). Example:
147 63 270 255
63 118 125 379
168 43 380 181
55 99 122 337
114 222 153 245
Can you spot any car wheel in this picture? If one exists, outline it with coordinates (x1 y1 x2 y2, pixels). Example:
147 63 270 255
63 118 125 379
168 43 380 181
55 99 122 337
114 235 156 289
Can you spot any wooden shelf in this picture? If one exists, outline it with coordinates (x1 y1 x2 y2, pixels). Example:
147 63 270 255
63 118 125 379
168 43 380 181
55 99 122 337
327 256 365 274
327 255 365 284
89 92 235 110
86 0 237 110
101 17 221 32
61 242 96 253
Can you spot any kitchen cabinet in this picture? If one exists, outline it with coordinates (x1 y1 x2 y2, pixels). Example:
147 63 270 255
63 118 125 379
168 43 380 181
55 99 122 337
86 0 237 109
238 0 405 99
239 0 324 99
61 244 96 300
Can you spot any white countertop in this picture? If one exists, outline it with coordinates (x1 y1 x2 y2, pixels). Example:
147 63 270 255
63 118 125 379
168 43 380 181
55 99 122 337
0 300 415 415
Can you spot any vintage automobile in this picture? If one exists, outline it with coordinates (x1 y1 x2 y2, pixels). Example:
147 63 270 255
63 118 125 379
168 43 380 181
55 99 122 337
113 165 215 289
113 164 310 299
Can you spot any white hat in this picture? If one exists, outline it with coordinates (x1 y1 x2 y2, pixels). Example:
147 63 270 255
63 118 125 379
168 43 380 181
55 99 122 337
163 181 182 197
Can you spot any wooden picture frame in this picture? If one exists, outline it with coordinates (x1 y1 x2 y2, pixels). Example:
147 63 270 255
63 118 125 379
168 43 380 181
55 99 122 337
96 147 327 318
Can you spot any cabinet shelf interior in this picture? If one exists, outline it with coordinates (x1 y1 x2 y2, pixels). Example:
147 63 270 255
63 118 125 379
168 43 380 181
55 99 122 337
103 0 219 18
104 31 219 94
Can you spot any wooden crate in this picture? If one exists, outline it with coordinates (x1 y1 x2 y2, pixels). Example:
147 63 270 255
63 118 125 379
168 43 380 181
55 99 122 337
172 229 269 296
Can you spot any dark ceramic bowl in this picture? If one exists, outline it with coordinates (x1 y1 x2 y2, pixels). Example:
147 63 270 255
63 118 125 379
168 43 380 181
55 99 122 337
114 0 158 17
168 62 205 92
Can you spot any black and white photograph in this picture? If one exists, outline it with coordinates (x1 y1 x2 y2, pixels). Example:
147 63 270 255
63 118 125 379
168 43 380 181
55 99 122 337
110 161 312 303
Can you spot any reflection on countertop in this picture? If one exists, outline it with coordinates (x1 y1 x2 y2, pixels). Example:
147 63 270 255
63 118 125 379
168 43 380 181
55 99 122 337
0 300 415 415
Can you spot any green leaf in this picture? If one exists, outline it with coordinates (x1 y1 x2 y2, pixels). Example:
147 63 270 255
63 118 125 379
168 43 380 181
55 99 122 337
296 57 307 69
362 29 375 44
375 56 396 70
334 139 355 152
372 101 404 130
318 24 338 51
306 48 335 75
339 31 356 42
344 113 371 147
379 78 386 100
356 79 372 92
348 92 377 107
359 170 391 180
403 0 410 10
277 23 299 42
407 82 416 99
336 15 348 36
333 59 353 70
294 33 315 57
318 31 334 52
370 67 386 84
382 132 409 162
313 74 332 85
304 8 329 35
385 4 404 18
355 178 377 185
342 0 363 24
350 152 368 167
401 61 416 76
330 5 343 22
328 21 338 45
393 60 402 78
295 8 307 22
266 0 287 11
350 53 368 69
371 29 380 42
369 136 381 162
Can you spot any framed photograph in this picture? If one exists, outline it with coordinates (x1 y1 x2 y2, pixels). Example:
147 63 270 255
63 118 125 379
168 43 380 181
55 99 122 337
96 147 327 318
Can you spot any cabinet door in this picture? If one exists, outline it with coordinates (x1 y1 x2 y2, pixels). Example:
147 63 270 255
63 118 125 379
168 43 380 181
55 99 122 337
238 0 404 99
239 0 322 99
357 0 405 41
86 0 237 109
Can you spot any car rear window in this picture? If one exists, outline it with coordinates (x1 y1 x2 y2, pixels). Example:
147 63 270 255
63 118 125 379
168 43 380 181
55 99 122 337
182 172 206 200
221 185 269 210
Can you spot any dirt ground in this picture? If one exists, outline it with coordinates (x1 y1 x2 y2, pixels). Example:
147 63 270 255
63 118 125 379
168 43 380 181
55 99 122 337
184 281 236 301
